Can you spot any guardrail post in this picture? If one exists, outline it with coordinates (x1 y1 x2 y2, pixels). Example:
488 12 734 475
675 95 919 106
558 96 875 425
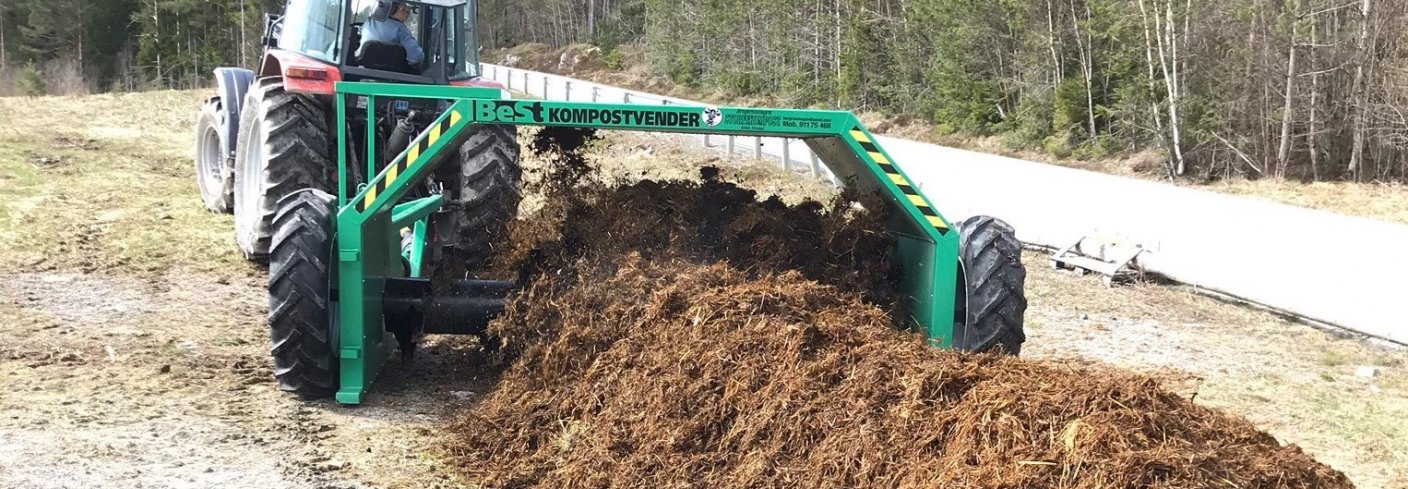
506 68 513 90
781 140 791 171
542 77 548 98
623 92 632 104
565 81 572 101
727 136 736 155
591 86 599 102
754 137 763 160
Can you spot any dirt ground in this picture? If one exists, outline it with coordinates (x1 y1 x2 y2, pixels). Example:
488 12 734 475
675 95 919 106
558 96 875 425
0 91 1404 488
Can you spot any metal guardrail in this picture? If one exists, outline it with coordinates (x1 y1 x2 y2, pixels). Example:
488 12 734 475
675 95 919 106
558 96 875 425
481 63 1408 345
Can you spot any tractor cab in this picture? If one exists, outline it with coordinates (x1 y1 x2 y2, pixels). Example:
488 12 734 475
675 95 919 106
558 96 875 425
262 0 484 89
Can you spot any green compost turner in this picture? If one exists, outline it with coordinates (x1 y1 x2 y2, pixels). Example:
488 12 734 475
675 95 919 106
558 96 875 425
319 82 1022 405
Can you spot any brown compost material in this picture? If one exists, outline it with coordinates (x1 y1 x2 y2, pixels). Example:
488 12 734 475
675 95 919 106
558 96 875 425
446 168 1350 489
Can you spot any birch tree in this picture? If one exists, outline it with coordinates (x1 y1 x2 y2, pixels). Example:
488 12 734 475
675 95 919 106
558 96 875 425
1139 0 1186 176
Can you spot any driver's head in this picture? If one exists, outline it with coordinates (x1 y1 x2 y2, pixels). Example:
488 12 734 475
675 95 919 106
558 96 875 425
391 2 411 22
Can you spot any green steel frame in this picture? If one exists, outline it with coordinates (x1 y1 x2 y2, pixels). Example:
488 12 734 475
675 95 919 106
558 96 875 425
330 81 960 404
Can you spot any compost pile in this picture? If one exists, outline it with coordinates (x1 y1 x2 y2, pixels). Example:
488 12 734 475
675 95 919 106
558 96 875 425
446 141 1350 488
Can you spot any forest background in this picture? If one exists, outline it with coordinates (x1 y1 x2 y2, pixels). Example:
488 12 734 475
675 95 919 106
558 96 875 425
2 0 1405 182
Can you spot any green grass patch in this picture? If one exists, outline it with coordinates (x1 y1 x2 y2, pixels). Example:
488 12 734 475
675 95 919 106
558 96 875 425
0 91 246 275
1321 349 1352 367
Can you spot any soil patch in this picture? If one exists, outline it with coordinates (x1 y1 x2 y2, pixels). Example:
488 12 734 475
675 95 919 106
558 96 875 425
441 167 1350 488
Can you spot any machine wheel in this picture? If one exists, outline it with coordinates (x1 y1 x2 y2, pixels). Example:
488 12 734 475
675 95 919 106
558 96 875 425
452 124 522 270
233 77 332 262
194 98 234 213
953 215 1027 355
268 189 338 399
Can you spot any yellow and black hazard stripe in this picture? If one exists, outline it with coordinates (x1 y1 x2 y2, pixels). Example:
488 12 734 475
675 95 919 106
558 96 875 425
358 110 464 212
849 127 949 235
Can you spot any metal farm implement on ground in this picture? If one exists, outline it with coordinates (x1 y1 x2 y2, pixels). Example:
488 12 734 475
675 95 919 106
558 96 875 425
193 0 1025 405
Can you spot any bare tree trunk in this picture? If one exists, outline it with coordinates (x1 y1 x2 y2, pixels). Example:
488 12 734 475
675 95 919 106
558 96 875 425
589 0 596 38
1084 2 1096 137
749 15 757 72
1167 0 1186 175
813 0 822 83
1308 16 1321 180
1145 0 1186 176
1046 0 1062 86
834 0 842 82
77 9 85 69
1069 0 1096 138
153 0 162 85
1181 0 1191 98
1137 0 1166 148
1276 18 1299 178
240 0 247 68
1348 0 1370 180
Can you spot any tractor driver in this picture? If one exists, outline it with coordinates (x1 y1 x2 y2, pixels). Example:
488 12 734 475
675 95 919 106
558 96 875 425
359 1 424 71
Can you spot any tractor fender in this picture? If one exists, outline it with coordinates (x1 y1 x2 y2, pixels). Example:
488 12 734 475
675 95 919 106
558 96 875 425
451 77 507 90
450 77 511 99
213 67 256 159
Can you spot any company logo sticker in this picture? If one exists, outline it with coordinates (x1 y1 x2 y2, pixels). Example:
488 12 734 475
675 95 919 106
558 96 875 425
703 106 723 127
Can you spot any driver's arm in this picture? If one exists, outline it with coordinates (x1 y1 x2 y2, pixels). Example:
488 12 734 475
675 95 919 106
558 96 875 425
397 22 424 66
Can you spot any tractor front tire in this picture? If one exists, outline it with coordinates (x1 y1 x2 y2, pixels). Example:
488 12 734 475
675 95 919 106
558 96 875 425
268 189 338 399
194 98 234 213
452 124 522 270
953 215 1027 355
233 77 332 262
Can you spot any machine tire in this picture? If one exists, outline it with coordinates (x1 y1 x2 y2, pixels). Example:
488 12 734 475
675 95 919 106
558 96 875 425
953 215 1027 355
268 189 338 399
452 124 522 270
194 98 235 213
233 77 332 262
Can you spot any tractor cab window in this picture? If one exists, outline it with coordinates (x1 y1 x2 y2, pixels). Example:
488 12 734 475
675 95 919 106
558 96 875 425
422 4 479 79
280 0 345 63
448 4 480 78
350 0 432 75
343 1 478 79
350 0 382 22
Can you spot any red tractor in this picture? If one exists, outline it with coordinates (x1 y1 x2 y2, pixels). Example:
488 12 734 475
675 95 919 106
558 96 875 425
193 0 519 270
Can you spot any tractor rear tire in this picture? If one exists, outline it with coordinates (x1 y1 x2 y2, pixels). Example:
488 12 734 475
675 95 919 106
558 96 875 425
268 189 338 399
194 98 234 213
953 215 1027 355
452 124 522 270
233 77 332 262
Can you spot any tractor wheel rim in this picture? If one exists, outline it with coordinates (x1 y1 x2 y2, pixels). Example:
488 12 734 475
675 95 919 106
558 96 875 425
238 117 265 232
199 126 223 189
